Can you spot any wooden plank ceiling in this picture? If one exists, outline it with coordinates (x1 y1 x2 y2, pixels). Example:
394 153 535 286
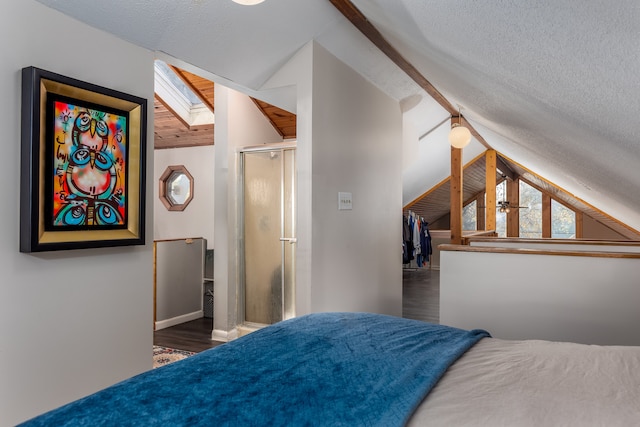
251 98 297 139
154 96 214 149
405 154 497 225
505 157 640 240
154 66 296 149
405 152 640 240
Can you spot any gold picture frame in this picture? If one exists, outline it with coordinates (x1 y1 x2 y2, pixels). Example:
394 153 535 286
20 66 147 252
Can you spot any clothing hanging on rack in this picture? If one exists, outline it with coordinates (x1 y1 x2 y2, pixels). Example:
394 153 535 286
402 215 411 264
403 211 432 268
419 218 432 267
412 214 422 259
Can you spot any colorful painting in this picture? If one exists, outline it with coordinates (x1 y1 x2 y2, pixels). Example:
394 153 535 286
20 66 147 252
50 99 128 229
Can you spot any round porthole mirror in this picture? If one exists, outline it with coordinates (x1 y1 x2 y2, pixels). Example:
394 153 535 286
159 165 194 211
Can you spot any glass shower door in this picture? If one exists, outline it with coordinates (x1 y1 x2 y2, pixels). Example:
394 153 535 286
241 148 295 325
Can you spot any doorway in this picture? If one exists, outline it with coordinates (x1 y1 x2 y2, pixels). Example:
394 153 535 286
240 146 296 326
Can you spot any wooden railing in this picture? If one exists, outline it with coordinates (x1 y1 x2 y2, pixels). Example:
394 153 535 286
463 237 640 253
439 243 640 258
460 230 497 245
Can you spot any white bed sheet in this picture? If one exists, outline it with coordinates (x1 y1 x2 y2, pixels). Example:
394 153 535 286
409 337 640 426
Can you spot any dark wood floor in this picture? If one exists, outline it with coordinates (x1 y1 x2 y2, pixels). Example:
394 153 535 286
154 268 440 353
154 317 222 353
402 267 439 324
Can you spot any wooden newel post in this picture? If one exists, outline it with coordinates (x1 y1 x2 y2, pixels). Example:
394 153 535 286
485 150 497 232
450 117 463 244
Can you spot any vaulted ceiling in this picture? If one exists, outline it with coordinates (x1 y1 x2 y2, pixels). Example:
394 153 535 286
405 152 640 240
154 65 295 149
35 0 640 234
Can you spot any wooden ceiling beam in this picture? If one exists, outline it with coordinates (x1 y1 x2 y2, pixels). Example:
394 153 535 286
168 65 215 113
450 144 464 244
485 150 497 232
506 178 519 237
329 0 491 149
496 154 516 181
155 93 191 130
329 0 455 115
459 116 490 149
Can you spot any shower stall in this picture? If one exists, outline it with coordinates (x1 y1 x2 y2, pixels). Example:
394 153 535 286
239 146 296 326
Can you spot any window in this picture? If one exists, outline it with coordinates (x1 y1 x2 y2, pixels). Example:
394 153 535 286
519 181 542 238
495 181 507 237
552 200 576 238
155 60 203 106
483 179 578 238
159 165 194 211
463 199 477 231
154 60 214 127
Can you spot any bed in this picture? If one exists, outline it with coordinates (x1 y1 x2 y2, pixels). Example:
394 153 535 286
20 312 640 426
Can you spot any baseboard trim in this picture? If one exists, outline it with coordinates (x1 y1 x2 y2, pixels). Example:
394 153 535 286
237 322 268 337
211 328 239 342
155 310 203 331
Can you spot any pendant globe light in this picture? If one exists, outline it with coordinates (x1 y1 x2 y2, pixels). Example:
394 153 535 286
449 107 471 149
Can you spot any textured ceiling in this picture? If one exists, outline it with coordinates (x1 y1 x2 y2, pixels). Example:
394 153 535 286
34 0 640 232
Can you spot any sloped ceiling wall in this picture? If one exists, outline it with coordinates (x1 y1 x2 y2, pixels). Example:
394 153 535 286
154 66 295 149
34 0 640 233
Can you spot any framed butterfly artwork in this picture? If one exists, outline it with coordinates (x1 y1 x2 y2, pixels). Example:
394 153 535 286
20 66 147 252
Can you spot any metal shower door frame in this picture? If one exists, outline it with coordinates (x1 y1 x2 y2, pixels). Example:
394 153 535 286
238 144 296 327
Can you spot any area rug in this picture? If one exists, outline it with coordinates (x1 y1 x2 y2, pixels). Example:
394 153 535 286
153 346 196 369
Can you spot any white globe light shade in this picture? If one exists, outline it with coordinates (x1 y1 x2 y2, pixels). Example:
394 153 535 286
232 0 265 4
448 124 471 148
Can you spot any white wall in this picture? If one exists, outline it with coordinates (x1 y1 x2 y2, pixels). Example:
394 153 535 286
440 249 640 345
0 1 155 424
154 146 215 244
263 41 403 317
423 230 451 269
155 238 206 329
213 41 403 337
308 43 403 315
213 86 285 338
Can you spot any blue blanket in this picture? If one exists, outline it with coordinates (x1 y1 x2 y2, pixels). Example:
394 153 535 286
22 313 489 426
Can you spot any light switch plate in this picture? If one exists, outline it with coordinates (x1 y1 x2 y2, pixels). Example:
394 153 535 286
338 192 352 210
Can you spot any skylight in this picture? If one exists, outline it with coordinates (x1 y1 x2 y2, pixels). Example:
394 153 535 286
155 60 203 106
154 60 214 127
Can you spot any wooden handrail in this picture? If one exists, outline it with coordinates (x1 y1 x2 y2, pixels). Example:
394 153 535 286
461 230 497 245
465 237 640 247
439 243 640 259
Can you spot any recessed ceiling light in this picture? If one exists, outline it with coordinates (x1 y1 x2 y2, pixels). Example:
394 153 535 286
232 0 265 5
